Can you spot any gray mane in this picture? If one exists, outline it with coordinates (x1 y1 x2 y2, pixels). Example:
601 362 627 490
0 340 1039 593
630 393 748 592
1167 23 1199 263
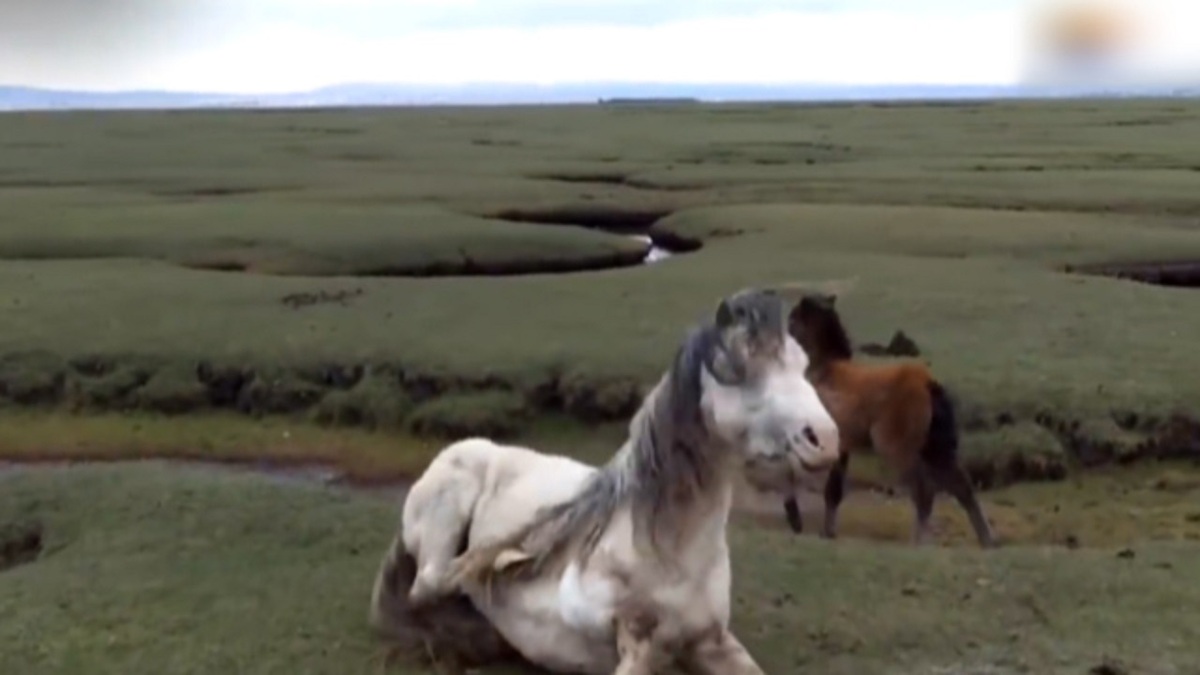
512 320 726 575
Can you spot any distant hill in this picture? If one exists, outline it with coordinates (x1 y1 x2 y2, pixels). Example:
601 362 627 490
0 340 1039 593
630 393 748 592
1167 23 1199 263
1 82 1194 112
0 86 246 111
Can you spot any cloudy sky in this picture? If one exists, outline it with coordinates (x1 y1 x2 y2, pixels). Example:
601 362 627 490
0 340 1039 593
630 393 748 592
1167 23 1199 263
1 0 1195 93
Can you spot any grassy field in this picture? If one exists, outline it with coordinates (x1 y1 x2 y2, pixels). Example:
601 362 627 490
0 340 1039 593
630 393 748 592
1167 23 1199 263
3 462 1200 675
2 98 1200 674
2 99 1200 481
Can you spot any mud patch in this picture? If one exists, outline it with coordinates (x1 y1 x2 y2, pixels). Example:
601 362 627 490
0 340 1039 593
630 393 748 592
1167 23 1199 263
1035 411 1200 466
186 260 249 273
281 288 365 309
0 519 44 573
1064 260 1200 287
527 171 631 186
0 456 411 497
155 186 272 198
488 204 672 233
357 247 654 277
528 170 695 193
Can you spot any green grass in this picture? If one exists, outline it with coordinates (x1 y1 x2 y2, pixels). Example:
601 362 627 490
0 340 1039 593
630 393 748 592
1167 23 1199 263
3 99 1200 471
5 100 1200 675
3 463 1200 675
0 410 627 484
0 195 649 276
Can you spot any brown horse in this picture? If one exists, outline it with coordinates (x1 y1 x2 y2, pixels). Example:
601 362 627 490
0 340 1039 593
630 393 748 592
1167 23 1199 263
783 293 995 548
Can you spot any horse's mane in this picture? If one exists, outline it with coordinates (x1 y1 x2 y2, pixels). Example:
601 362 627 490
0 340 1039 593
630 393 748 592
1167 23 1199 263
450 322 721 586
792 296 854 370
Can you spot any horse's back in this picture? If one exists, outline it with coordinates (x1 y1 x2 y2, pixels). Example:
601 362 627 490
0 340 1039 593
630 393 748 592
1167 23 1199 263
404 436 597 552
827 360 936 458
464 442 597 548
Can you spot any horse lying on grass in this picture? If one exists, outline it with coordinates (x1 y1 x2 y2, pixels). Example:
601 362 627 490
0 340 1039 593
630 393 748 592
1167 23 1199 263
369 287 842 674
783 292 996 548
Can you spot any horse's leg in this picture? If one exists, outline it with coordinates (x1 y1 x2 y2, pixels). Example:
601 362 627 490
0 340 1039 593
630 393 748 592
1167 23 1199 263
821 451 851 539
612 633 656 675
684 628 766 675
926 463 995 548
783 495 804 534
403 472 482 606
908 468 936 546
612 615 672 675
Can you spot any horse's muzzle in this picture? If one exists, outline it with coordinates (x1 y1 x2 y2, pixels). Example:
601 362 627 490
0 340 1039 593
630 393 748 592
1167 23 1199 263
797 457 828 473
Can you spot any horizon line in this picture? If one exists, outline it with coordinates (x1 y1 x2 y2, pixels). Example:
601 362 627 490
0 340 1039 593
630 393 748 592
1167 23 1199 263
4 81 1055 97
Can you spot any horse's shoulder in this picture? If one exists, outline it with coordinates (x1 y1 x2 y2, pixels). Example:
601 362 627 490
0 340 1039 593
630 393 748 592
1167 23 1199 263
830 360 889 391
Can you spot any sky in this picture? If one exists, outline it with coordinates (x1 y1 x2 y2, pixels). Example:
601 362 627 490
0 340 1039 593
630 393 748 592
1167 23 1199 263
1 0 1196 93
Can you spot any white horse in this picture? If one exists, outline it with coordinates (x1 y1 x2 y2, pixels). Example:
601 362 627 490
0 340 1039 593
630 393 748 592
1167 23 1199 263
369 287 842 674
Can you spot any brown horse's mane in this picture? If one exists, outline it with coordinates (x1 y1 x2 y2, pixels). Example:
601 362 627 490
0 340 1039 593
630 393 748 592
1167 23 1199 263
790 294 855 371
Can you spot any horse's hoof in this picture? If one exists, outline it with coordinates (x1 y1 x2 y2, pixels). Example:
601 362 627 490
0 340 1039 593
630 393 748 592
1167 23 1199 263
493 548 533 571
408 583 437 608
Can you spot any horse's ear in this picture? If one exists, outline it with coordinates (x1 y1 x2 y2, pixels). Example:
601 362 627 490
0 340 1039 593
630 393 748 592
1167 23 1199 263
798 294 826 312
788 298 805 319
715 299 735 328
820 293 838 308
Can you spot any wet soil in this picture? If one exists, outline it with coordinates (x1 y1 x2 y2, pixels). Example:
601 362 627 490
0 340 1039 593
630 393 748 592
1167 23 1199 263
4 448 1199 551
0 517 43 573
1064 260 1200 287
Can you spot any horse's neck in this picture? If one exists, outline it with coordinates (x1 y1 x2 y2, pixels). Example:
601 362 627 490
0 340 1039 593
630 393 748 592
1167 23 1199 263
646 450 737 555
807 354 849 385
679 472 735 546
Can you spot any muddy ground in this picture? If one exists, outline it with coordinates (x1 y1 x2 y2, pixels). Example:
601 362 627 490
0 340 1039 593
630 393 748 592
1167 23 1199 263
6 456 1197 551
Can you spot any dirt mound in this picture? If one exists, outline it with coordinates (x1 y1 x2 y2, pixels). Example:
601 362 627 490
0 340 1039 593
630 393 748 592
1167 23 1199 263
1 520 43 573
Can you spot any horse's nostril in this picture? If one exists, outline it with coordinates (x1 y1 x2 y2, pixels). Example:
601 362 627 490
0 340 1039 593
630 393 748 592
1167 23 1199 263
802 426 819 447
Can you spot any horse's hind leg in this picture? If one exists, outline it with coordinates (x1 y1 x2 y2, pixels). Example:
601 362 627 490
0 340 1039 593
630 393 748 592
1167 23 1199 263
612 613 674 675
402 462 484 606
821 451 851 539
907 469 936 546
684 627 766 675
927 463 995 548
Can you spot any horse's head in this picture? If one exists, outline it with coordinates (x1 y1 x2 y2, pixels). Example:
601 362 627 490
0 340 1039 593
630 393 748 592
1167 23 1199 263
788 292 854 365
697 288 841 489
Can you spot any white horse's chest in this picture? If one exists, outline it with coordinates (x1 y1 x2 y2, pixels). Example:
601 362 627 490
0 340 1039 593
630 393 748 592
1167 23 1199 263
648 544 734 632
557 561 619 635
555 535 734 641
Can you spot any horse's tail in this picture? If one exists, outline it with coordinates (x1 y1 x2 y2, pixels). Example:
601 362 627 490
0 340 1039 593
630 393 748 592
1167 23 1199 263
367 523 521 671
368 528 419 640
922 379 960 467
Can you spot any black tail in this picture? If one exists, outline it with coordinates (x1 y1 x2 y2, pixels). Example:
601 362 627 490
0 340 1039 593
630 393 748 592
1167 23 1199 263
922 380 959 468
